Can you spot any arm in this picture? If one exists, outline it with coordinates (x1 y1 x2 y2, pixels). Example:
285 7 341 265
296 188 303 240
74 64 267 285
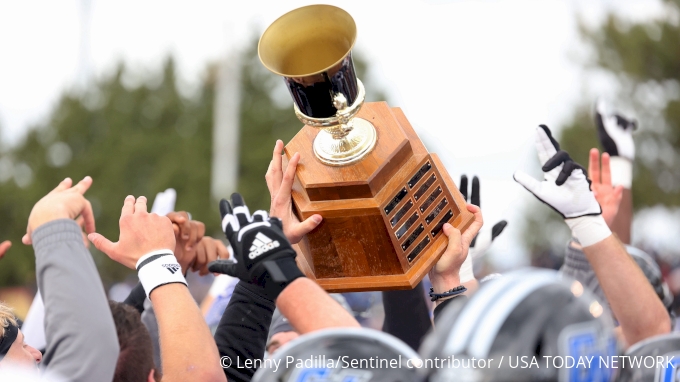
582 235 670 345
515 125 669 347
89 195 225 382
214 282 276 382
276 278 359 333
24 177 119 381
381 282 431 350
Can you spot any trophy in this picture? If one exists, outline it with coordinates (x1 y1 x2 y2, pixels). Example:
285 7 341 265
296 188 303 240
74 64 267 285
259 5 474 292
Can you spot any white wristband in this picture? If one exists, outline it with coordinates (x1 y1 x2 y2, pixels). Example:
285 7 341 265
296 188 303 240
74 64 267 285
565 215 612 247
136 250 187 297
459 254 475 283
609 156 632 189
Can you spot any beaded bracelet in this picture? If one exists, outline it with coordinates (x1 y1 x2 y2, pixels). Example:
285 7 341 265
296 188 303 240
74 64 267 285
429 285 467 302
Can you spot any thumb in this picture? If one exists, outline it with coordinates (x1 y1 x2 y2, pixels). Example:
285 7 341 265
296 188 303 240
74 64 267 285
208 260 239 277
442 223 462 251
87 233 116 255
513 171 542 196
22 234 31 245
290 215 323 242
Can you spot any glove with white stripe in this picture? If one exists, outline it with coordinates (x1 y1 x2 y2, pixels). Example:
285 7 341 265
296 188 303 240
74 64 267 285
207 193 304 298
595 101 636 188
514 125 611 247
458 175 508 283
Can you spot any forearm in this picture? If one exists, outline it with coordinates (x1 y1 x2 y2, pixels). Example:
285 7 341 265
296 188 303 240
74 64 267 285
150 283 225 382
277 278 359 333
583 235 670 345
214 282 276 382
34 219 119 382
382 282 431 350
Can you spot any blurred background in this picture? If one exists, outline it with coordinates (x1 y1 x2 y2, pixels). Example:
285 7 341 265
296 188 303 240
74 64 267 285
1 0 679 320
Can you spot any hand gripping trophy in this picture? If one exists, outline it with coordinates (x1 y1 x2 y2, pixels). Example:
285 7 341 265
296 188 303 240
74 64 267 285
258 5 474 292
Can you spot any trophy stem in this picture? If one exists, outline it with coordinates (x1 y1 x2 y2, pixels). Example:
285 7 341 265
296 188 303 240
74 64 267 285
313 118 377 166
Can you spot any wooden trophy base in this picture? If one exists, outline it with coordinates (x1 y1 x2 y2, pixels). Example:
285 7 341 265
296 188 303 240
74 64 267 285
284 102 474 292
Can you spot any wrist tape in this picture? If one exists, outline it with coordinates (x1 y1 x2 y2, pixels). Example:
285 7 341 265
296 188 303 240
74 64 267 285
136 250 187 297
565 215 612 247
459 254 475 283
609 156 632 189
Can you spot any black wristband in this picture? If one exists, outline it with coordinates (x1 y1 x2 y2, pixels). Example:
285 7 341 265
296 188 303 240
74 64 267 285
429 285 467 302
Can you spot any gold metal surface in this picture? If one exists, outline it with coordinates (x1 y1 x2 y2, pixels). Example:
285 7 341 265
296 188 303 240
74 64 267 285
313 117 377 166
296 80 376 166
258 5 356 78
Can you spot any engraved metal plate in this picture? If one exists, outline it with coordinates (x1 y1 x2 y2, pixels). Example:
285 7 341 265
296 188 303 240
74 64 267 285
425 198 449 225
408 236 431 263
390 200 414 227
408 161 432 189
431 210 454 237
419 186 442 213
414 174 437 201
395 212 419 240
384 187 408 215
401 224 424 251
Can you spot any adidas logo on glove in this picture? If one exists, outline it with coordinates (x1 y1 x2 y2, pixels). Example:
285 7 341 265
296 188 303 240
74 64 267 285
249 232 280 259
162 264 181 274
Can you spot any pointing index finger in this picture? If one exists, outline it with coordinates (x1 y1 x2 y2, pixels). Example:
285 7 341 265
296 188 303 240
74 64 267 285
121 195 135 217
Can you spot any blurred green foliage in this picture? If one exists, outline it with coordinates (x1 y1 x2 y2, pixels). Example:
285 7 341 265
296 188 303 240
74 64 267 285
0 34 384 287
524 0 680 257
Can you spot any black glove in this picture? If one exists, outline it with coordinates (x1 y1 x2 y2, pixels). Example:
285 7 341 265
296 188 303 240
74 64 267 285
208 193 304 298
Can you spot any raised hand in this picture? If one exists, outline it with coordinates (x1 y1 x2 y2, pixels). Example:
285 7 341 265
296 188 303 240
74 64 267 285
208 193 304 298
428 204 483 296
23 177 96 245
88 196 176 269
266 140 322 244
595 100 636 161
514 125 610 247
588 148 623 227
0 240 11 261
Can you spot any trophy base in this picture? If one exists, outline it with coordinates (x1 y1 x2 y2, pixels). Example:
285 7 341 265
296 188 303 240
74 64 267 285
285 102 475 293
312 118 377 166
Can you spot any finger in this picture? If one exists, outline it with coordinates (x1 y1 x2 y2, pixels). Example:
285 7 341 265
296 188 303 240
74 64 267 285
70 176 93 195
471 176 480 208
215 240 230 259
460 175 468 202
175 213 192 240
542 150 571 173
513 171 542 196
601 152 612 186
88 233 116 256
0 240 11 260
172 223 180 237
186 222 199 252
442 224 462 253
198 238 217 275
230 193 251 227
589 148 601 184
121 195 135 217
22 234 31 245
193 239 209 275
220 199 238 237
208 260 239 276
266 160 275 195
79 199 96 234
277 153 299 207
290 214 323 243
462 204 484 245
134 196 148 214
271 140 284 188
491 220 508 240
536 125 560 165
196 221 206 241
252 210 268 222
49 177 73 195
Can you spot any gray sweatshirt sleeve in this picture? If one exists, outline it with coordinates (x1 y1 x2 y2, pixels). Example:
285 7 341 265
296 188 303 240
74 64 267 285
32 219 119 382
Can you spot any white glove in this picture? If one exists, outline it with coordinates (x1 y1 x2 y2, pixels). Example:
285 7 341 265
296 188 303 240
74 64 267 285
514 125 611 247
150 188 177 215
595 101 636 188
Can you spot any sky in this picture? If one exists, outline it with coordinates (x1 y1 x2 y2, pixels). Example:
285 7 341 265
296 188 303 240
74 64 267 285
0 0 674 269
